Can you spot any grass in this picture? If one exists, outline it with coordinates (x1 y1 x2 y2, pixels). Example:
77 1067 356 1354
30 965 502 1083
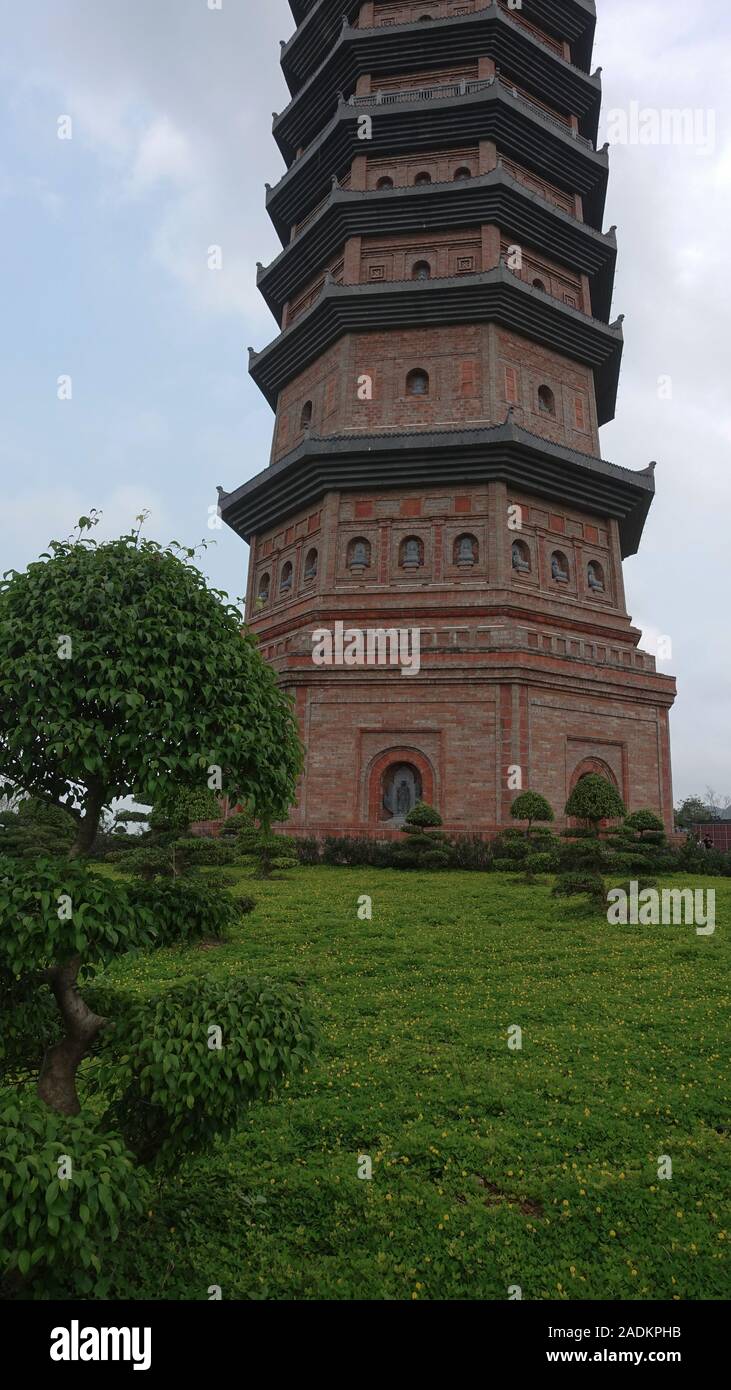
96 867 730 1301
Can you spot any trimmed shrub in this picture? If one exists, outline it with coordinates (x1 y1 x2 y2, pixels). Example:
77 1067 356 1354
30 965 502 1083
510 792 555 831
607 853 655 875
558 838 610 873
236 826 299 878
565 774 626 831
526 849 561 874
0 1092 144 1296
0 798 76 861
420 849 452 870
107 837 236 879
0 856 155 982
404 801 443 829
491 832 530 864
552 871 606 905
401 803 453 869
624 810 665 841
97 976 317 1164
125 877 254 947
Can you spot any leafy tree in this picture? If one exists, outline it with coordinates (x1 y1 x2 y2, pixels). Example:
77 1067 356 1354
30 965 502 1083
673 789 730 830
149 785 223 835
624 809 665 841
510 791 555 832
0 856 315 1291
0 519 303 857
675 795 718 829
565 775 626 834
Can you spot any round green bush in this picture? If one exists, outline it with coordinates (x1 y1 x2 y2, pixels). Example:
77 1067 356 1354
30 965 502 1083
0 1090 144 1295
0 856 155 981
97 976 317 1163
125 877 254 947
624 809 665 838
421 850 452 870
552 871 606 904
403 801 443 829
526 849 560 874
607 853 654 875
491 833 529 863
510 792 554 828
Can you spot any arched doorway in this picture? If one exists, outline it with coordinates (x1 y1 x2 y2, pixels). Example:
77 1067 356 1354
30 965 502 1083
382 763 422 823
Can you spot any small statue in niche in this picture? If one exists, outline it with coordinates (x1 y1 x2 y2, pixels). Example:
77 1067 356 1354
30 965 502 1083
588 562 605 592
396 778 412 818
350 540 370 571
551 554 569 582
402 538 422 569
512 542 530 573
457 535 476 568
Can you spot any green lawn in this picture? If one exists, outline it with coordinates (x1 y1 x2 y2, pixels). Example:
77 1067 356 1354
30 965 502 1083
99 867 730 1301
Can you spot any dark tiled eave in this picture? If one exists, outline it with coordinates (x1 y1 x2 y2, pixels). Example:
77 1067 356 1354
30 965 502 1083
274 12 601 165
284 2 597 86
219 420 652 557
266 85 609 243
258 170 617 325
249 265 624 425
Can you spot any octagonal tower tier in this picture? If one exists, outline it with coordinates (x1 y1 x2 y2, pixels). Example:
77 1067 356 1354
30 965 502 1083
219 0 676 837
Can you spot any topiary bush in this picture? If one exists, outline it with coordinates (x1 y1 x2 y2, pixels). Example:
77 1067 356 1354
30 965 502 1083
403 801 443 830
0 1091 143 1296
0 798 77 861
107 836 237 879
96 976 317 1165
558 837 611 873
565 774 626 833
552 871 607 906
606 852 655 875
624 809 665 841
510 791 555 834
400 803 453 869
526 849 561 875
236 824 299 878
125 877 255 947
491 831 530 864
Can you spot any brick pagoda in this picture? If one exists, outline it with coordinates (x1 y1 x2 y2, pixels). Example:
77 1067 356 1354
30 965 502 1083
218 0 676 836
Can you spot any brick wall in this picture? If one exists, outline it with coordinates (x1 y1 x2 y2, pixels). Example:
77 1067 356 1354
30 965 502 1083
271 325 599 461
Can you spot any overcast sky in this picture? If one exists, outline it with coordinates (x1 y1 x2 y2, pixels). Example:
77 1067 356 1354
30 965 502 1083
1 0 729 804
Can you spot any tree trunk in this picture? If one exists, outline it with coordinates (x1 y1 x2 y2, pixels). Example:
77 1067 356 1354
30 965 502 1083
38 956 107 1115
69 781 106 859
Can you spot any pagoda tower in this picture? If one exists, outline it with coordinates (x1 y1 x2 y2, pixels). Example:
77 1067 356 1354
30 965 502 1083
218 0 676 837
